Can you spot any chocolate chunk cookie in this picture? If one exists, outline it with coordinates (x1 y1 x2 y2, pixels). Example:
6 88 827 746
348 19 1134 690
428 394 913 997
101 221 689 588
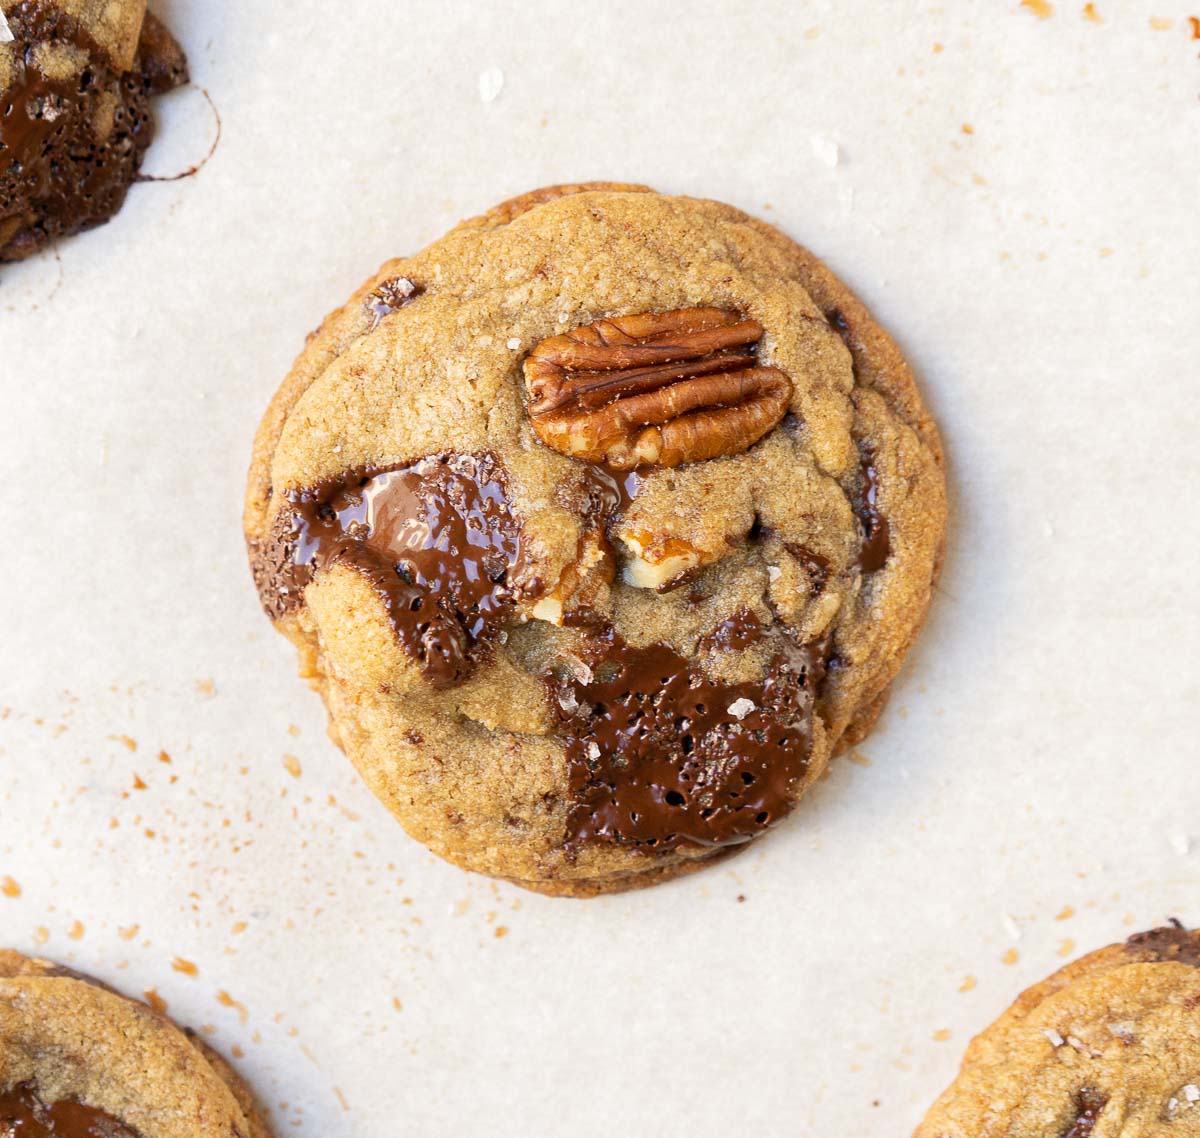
0 0 187 262
916 925 1200 1137
245 183 947 896
0 950 272 1138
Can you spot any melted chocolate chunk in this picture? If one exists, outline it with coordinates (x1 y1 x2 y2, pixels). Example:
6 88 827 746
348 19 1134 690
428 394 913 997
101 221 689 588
1062 1089 1107 1138
0 2 187 262
0 1083 139 1138
551 622 826 851
856 448 891 572
575 465 644 527
364 277 423 329
1125 923 1200 967
251 453 525 688
698 609 764 655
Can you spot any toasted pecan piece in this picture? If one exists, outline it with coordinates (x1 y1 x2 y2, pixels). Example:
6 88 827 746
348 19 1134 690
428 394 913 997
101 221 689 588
523 308 792 470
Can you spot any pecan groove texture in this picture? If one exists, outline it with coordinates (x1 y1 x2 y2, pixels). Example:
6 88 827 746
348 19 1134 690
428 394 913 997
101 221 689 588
523 308 792 470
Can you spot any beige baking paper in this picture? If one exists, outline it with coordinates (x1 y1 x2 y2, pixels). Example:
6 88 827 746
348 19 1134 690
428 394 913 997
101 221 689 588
1 1 1198 1133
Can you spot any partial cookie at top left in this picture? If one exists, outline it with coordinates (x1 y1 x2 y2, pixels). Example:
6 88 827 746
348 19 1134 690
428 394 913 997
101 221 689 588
0 949 273 1138
0 0 188 262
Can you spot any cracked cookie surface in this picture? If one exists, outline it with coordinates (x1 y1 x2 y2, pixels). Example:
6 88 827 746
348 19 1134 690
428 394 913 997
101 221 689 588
245 183 947 896
0 950 272 1138
915 926 1200 1137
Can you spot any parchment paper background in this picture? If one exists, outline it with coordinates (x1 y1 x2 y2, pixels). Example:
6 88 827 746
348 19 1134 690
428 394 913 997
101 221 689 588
1 1 1198 1134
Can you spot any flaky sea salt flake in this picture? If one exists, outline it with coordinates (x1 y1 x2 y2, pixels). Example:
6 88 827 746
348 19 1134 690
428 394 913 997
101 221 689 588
585 742 601 761
767 565 782 582
810 134 840 167
728 698 756 720
507 337 521 350
1043 1029 1064 1047
1184 1085 1200 1103
0 12 13 43
478 67 504 103
1003 913 1022 940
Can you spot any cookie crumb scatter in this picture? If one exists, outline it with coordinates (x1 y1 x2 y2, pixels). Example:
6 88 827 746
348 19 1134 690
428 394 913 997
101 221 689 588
283 754 302 778
1058 938 1077 957
393 997 403 1013
194 677 216 698
478 67 504 103
67 921 85 940
1056 905 1076 920
217 990 249 1024
1002 948 1020 965
848 750 872 767
32 927 48 946
1082 2 1102 20
118 925 139 941
0 876 20 898
933 1029 952 1041
961 123 974 135
110 734 138 751
494 926 509 939
958 975 976 993
334 1088 350 1112
171 956 199 977
1044 1028 1065 1047
143 988 168 1014
1149 16 1174 29
132 773 148 790
1021 0 1054 17
1190 16 1200 38
158 750 172 764
736 894 746 903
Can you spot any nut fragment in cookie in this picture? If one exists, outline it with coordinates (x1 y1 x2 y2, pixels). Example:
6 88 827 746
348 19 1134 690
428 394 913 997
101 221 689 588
914 926 1200 1138
0 1 188 262
0 950 273 1138
523 307 793 469
244 183 946 895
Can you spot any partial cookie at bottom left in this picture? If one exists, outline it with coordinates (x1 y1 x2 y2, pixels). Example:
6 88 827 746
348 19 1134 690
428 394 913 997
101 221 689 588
0 950 272 1138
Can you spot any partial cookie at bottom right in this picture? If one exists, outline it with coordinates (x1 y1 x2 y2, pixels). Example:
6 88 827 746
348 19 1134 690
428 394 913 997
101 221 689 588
916 925 1200 1137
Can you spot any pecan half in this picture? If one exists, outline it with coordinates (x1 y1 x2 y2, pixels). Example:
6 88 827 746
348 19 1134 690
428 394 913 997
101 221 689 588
523 308 792 470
